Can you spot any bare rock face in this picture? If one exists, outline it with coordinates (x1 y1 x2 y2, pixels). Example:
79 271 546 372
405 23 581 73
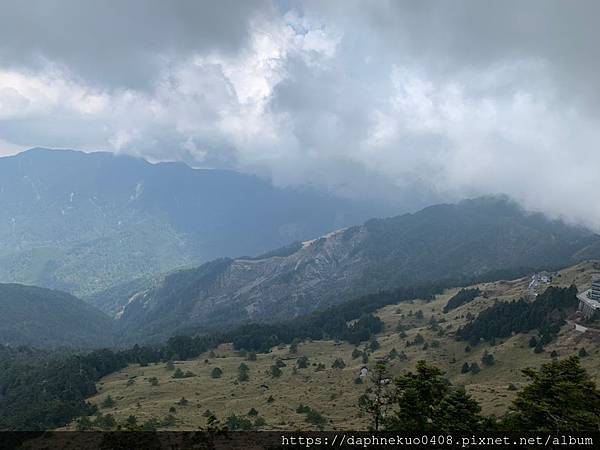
115 197 600 342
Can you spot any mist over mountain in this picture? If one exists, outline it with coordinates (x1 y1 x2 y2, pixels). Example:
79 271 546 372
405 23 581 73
112 196 600 342
0 148 387 298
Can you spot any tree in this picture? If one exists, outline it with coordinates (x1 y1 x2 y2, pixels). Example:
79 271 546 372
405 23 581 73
165 360 175 371
413 334 425 345
211 367 223 379
534 342 544 354
275 359 286 368
505 356 600 431
470 363 481 374
435 388 483 433
578 348 588 358
481 351 495 366
529 336 538 348
383 361 483 432
383 361 449 432
305 409 326 428
358 362 392 431
461 362 470 374
76 416 93 431
369 338 380 352
297 356 309 369
126 415 137 426
290 338 300 354
238 363 249 382
332 358 346 369
101 395 115 408
226 414 253 430
270 365 282 378
93 413 116 430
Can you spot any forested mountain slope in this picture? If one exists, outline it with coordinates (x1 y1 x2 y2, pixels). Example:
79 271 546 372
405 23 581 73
0 283 115 348
0 148 383 298
114 197 600 341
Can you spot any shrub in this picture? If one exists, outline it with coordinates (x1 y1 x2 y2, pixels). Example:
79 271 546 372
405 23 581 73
332 358 346 369
297 356 309 368
101 395 115 408
305 409 326 427
481 352 495 366
270 365 282 378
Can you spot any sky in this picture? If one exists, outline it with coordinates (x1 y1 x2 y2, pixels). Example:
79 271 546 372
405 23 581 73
0 0 599 229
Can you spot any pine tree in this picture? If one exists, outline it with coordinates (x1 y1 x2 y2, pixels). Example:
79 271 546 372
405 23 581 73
506 356 600 431
436 388 483 433
383 361 449 431
357 362 391 431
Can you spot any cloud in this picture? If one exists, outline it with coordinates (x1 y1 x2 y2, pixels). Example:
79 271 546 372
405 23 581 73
0 0 271 89
0 1 599 229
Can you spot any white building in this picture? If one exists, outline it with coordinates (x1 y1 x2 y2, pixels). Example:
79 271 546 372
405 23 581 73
577 277 600 320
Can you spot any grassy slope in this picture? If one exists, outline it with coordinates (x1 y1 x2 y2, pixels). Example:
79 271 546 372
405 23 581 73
71 261 600 430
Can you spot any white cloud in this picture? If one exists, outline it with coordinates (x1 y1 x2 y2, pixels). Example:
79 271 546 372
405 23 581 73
0 1 599 229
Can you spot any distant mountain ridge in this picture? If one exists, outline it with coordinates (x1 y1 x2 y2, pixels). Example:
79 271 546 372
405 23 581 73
0 148 385 298
111 197 600 342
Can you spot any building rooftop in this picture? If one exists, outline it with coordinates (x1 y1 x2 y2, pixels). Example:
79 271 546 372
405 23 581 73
579 290 600 309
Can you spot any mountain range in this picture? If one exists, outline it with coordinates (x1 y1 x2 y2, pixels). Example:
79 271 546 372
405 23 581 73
2 148 600 347
110 197 600 342
0 148 385 298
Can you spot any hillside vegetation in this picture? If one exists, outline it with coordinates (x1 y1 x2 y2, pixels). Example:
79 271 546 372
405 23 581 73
69 261 600 430
0 283 115 348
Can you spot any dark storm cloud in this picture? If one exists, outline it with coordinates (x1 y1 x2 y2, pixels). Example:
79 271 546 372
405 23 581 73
0 0 271 88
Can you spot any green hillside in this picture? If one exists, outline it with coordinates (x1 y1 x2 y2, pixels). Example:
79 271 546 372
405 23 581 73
0 283 115 348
